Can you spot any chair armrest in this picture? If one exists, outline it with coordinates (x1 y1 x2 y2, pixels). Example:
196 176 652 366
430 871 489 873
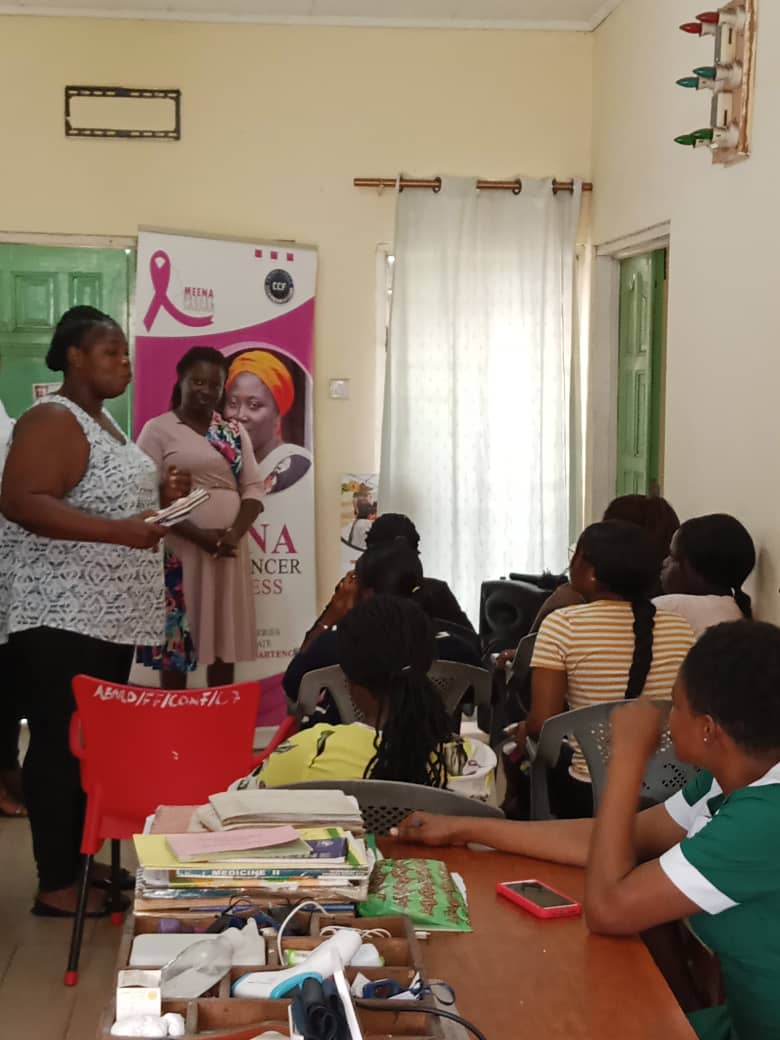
532 711 574 769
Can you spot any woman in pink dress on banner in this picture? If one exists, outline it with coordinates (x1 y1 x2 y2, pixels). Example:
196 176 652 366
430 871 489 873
137 347 264 689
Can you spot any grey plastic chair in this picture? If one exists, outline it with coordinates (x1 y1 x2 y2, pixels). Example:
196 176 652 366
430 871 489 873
427 661 492 717
487 633 536 746
279 779 504 835
295 661 491 726
527 700 695 820
294 665 358 723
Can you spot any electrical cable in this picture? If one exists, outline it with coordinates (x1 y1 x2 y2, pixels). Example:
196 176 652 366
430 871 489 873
354 998 488 1040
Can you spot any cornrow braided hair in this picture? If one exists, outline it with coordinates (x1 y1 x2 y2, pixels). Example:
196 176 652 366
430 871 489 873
336 595 451 788
46 305 122 374
577 521 662 700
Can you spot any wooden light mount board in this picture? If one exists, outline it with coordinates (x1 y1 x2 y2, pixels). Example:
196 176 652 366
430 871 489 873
712 0 757 165
99 914 445 1039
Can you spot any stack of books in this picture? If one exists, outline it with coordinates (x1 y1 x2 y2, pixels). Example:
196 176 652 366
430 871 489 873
133 791 370 916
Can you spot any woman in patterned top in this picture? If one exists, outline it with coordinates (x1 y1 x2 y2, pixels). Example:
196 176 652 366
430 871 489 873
0 306 175 917
396 621 780 1040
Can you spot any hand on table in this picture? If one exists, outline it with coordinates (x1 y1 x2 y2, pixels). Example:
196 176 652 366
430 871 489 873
390 812 464 848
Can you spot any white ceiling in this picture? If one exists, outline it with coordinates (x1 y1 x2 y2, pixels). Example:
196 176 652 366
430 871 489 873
0 0 622 30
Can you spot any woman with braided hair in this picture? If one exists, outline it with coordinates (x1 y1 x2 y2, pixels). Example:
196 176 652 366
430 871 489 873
510 521 695 818
237 596 488 792
655 513 755 637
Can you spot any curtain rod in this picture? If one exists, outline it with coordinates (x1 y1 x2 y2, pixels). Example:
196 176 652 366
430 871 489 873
354 176 593 194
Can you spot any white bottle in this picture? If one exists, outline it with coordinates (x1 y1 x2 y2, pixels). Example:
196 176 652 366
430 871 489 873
160 928 243 999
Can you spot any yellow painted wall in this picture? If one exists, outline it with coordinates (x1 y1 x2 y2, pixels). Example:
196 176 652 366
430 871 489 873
592 0 780 620
0 16 592 604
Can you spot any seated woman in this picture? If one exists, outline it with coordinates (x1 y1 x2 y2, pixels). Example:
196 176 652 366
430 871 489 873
238 596 491 795
309 513 475 647
283 539 481 708
654 513 755 637
529 493 680 632
394 620 780 1040
515 521 695 818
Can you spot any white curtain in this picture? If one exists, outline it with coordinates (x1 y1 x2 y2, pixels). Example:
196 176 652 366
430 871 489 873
380 175 582 620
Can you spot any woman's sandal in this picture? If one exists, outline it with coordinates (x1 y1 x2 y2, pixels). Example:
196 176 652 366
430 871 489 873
31 894 130 918
90 867 135 892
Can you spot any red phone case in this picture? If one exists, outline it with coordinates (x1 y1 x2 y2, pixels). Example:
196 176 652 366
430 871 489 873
496 879 582 919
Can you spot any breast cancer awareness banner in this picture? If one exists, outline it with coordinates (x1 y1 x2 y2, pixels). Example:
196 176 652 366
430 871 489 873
133 229 318 726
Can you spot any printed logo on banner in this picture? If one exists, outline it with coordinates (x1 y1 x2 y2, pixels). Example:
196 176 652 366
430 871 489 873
183 285 215 315
143 250 215 331
265 269 294 305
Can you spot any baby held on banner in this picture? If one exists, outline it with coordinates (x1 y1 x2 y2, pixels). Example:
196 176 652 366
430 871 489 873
92 686 242 708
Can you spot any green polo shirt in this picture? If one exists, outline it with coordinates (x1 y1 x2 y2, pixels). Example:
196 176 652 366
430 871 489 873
660 765 780 1040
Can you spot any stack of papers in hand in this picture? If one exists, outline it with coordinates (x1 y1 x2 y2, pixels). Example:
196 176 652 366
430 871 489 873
145 487 210 528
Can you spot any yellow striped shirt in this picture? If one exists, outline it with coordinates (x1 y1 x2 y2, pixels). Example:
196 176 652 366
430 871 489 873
531 600 695 781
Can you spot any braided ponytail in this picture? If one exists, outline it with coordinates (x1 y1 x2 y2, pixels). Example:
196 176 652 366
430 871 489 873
625 600 656 699
577 521 663 701
733 587 753 619
337 595 451 788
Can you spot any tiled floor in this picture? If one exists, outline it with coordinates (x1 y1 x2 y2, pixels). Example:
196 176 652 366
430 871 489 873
0 813 133 1040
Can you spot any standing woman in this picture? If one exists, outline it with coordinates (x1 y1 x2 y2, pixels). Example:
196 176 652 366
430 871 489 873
223 349 311 494
137 347 263 689
0 306 167 916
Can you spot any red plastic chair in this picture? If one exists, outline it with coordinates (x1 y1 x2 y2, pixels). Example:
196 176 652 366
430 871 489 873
65 674 261 986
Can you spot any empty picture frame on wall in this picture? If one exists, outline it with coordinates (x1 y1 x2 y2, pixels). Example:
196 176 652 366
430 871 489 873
64 86 181 140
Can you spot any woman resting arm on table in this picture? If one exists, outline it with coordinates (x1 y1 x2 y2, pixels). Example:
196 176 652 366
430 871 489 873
395 620 780 1040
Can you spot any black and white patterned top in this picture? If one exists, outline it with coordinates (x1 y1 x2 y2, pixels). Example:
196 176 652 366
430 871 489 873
0 395 165 646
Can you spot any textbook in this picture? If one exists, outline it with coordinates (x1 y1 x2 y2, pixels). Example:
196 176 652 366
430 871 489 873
134 831 365 876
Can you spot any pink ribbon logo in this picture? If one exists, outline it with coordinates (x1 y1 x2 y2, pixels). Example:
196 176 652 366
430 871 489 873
143 250 215 332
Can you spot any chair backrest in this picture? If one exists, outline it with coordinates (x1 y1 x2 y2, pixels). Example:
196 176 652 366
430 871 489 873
71 675 261 848
279 779 504 835
297 661 490 724
427 661 492 716
530 700 695 819
296 665 357 723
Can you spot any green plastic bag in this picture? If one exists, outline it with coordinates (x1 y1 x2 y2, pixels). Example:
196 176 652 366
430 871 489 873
359 858 471 932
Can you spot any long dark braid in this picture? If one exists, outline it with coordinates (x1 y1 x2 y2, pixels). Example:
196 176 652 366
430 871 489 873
336 595 451 787
577 521 661 700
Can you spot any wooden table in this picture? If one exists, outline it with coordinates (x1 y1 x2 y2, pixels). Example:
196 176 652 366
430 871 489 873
387 841 696 1040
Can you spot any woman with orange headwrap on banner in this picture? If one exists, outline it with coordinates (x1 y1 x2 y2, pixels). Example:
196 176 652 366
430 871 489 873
223 349 312 495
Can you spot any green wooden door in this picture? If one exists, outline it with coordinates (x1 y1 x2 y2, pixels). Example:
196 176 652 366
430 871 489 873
616 250 666 496
0 244 135 433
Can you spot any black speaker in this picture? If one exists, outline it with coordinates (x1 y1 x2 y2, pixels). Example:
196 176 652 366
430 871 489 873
479 578 552 655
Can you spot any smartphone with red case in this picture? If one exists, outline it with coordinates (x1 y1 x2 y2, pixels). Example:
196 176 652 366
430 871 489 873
497 879 582 919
